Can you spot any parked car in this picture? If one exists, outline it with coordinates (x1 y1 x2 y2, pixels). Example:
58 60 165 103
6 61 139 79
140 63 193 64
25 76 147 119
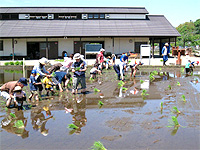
194 50 200 57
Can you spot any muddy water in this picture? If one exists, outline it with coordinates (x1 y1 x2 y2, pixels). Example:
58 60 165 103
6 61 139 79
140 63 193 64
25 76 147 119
0 68 200 150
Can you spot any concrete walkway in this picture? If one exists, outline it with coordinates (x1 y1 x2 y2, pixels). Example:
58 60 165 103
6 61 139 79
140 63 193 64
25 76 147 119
0 55 199 66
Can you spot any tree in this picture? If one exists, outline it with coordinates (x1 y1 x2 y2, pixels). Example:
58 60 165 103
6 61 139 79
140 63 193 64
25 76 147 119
194 19 200 34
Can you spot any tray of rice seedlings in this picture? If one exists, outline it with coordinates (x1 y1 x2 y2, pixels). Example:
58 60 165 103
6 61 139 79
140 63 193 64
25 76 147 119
51 72 56 77
90 141 107 150
140 80 144 84
167 116 180 129
159 72 163 76
67 123 79 130
13 120 25 128
152 70 158 75
94 88 101 93
172 106 181 114
181 95 186 102
177 81 181 86
149 74 155 82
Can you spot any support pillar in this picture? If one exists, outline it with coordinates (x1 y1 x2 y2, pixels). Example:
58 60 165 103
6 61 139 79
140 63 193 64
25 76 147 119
12 38 14 61
152 38 155 58
112 37 114 54
46 38 48 59
79 37 82 54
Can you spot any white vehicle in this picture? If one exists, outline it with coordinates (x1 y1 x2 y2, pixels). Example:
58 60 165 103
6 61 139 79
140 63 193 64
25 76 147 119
194 50 200 57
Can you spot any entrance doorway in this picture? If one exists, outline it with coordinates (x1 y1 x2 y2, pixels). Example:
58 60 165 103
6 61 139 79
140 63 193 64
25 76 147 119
27 42 58 59
135 42 147 53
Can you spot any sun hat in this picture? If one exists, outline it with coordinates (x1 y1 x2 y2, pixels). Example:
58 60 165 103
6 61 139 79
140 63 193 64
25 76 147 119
73 53 81 60
13 86 22 91
100 48 105 52
18 77 28 86
39 57 49 65
165 43 169 46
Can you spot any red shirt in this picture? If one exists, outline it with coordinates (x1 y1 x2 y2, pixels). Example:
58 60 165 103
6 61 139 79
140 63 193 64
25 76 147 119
98 52 104 63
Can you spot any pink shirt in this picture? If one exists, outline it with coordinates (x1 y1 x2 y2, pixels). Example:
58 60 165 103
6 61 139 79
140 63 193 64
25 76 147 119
64 57 73 68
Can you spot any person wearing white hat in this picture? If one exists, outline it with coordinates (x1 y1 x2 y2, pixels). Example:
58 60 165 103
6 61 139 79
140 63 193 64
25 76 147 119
33 57 51 96
13 86 26 110
71 53 87 94
162 43 170 66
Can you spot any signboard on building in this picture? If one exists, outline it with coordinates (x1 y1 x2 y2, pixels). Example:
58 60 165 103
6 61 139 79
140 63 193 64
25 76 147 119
85 44 102 54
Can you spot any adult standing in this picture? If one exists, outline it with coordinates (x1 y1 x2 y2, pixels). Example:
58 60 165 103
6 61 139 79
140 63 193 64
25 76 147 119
113 61 126 81
162 43 170 66
33 57 51 96
96 48 105 71
0 77 27 107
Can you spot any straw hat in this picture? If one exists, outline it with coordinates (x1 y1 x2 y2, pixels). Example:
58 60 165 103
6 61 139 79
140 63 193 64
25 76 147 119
39 57 49 65
13 86 22 91
165 43 169 46
73 53 81 60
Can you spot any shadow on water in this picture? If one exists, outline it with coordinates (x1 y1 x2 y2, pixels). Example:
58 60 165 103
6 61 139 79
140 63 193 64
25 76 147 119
0 68 200 150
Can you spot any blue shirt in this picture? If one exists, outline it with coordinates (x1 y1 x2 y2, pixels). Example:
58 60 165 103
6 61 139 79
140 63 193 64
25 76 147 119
55 72 67 83
29 75 37 91
120 54 128 62
71 60 87 77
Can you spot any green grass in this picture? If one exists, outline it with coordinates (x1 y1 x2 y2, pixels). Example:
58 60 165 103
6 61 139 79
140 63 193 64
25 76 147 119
55 59 64 62
4 62 9 66
90 141 107 150
9 62 14 65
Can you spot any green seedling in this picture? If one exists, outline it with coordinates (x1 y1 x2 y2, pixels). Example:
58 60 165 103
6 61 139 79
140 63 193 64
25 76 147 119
140 80 144 84
159 72 163 76
168 85 172 90
10 113 16 118
118 80 125 87
141 89 149 96
67 124 79 130
172 106 181 114
90 141 107 150
128 60 131 64
51 72 56 77
181 67 185 73
177 81 181 86
152 70 158 75
159 67 162 71
13 120 25 128
75 67 81 71
90 77 94 81
181 95 186 102
98 100 104 106
167 116 180 129
160 102 163 110
122 87 128 91
94 88 101 92
160 59 163 62
149 75 155 81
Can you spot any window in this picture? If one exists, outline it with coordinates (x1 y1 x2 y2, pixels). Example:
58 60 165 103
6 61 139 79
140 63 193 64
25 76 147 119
88 14 93 19
0 41 3 51
2 14 10 19
100 14 105 19
11 14 18 20
94 14 99 19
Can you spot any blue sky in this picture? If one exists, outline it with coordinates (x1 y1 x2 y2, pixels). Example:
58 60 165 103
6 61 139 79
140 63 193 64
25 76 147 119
1 0 199 27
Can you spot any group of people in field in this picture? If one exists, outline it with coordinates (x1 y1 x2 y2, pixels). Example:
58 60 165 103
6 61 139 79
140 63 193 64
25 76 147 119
0 47 144 110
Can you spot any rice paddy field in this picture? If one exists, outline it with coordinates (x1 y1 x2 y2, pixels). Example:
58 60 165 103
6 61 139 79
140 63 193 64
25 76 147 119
0 67 200 150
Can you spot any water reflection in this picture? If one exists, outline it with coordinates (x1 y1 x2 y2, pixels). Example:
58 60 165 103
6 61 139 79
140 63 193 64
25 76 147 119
1 110 29 139
68 95 87 135
31 108 53 136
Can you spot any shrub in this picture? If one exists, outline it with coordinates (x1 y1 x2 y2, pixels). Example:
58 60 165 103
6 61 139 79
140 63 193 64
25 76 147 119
14 61 20 65
19 61 23 66
9 62 14 65
4 62 9 66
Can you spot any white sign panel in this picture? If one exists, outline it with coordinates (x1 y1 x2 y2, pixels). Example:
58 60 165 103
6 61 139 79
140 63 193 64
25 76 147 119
140 44 151 56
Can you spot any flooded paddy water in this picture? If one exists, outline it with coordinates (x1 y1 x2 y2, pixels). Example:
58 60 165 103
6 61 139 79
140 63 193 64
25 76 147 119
0 67 200 150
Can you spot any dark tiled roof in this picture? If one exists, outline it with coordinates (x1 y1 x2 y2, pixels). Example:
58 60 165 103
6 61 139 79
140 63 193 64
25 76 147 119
0 15 180 38
0 7 148 14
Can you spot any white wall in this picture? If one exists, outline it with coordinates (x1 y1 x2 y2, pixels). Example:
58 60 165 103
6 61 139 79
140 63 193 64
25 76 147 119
0 37 149 57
